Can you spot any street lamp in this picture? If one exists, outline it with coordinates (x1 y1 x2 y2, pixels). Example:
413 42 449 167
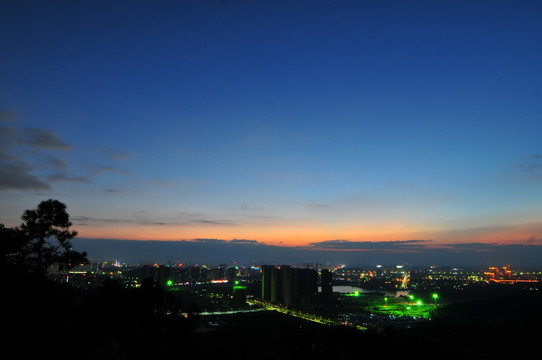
432 293 439 306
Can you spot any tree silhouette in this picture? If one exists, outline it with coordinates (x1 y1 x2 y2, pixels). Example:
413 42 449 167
0 223 24 271
2 199 87 274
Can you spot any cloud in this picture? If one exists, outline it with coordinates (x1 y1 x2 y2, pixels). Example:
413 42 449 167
0 110 20 122
48 166 116 184
515 154 542 178
441 242 500 252
138 221 168 226
0 161 51 190
0 114 72 191
228 239 259 245
174 211 241 227
191 238 225 244
102 189 122 194
22 128 71 150
193 219 237 226
191 238 259 245
71 213 237 228
387 181 418 190
519 163 542 173
45 155 67 170
72 215 170 226
306 239 432 251
72 216 128 225
100 147 131 160
300 203 330 210
48 172 92 184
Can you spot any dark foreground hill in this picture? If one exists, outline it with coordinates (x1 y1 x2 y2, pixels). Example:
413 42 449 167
3 273 540 360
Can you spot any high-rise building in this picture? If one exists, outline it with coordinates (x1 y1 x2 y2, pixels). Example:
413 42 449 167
491 267 500 278
270 266 284 303
261 265 274 300
260 265 318 306
321 269 333 302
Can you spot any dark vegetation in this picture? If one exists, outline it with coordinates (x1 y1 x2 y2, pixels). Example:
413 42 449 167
2 200 540 359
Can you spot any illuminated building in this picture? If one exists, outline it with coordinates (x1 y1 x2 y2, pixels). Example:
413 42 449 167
502 266 512 280
484 265 539 284
490 267 500 279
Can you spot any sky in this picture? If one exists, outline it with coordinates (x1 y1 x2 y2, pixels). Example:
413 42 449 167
1 0 542 266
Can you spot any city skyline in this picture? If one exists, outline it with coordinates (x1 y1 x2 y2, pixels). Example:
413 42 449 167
2 1 542 266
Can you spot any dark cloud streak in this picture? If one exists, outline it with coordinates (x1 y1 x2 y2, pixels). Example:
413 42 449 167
0 161 51 190
22 128 71 150
306 239 432 251
0 115 72 191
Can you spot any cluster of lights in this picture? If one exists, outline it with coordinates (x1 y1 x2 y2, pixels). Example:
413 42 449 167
407 293 439 306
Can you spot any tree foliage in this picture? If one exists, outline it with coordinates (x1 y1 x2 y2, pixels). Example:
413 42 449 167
0 199 87 274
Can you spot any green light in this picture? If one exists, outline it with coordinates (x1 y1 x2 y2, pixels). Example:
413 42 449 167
417 300 422 305
432 293 439 299
166 280 173 286
409 295 414 300
235 280 240 285
354 291 360 296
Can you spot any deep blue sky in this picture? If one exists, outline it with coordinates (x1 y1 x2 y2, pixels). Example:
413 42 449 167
1 0 542 265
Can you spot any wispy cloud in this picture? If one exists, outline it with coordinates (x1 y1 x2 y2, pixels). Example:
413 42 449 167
193 219 237 226
434 222 542 245
102 189 122 194
72 215 169 227
229 239 259 245
72 213 239 228
441 242 500 252
100 147 131 160
48 166 116 184
191 238 260 245
306 239 432 251
45 155 67 170
300 203 330 210
0 111 132 192
0 110 21 122
518 154 542 181
0 112 71 191
22 128 71 150
0 161 51 191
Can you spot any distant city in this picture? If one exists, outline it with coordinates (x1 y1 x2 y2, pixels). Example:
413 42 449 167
55 260 542 332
